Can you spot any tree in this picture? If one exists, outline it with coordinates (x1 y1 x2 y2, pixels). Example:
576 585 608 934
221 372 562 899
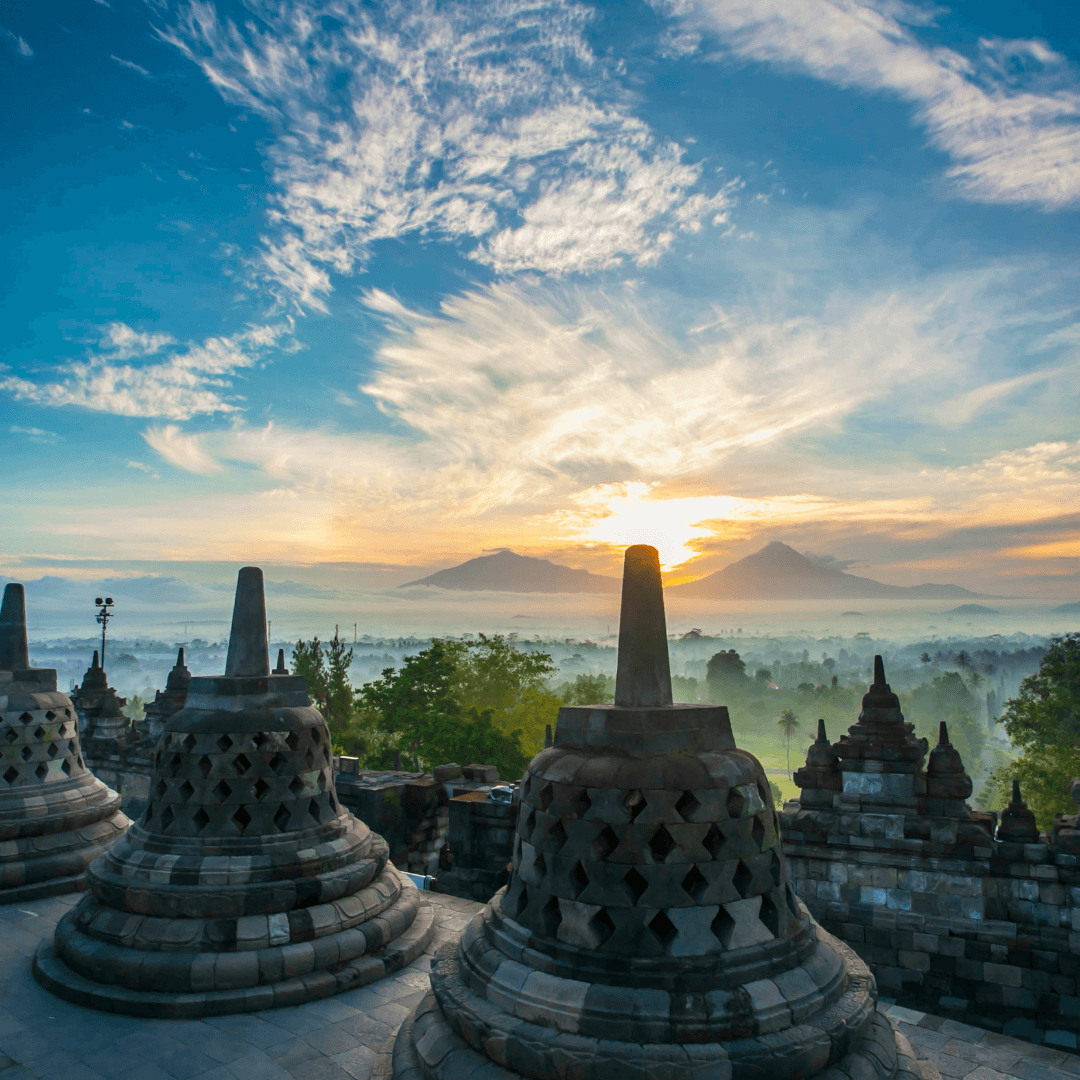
990 634 1080 828
441 634 560 750
360 641 461 771
755 667 773 684
919 652 932 665
955 650 970 670
292 633 355 733
557 673 613 705
706 649 747 696
778 709 800 774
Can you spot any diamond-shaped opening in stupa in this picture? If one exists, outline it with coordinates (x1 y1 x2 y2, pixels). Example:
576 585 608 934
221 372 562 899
193 807 210 833
217 734 233 753
197 755 212 778
253 777 270 801
623 789 647 821
232 805 252 835
572 788 592 817
682 864 708 903
273 805 290 832
179 780 194 801
675 790 702 821
568 860 588 899
47 742 58 758
539 782 554 811
20 745 33 761
759 892 781 938
589 907 616 947
711 906 735 948
548 819 568 851
3 728 17 744
541 894 562 937
648 910 677 950
183 733 197 751
33 725 45 740
595 824 619 859
770 850 783 887
751 815 766 851
233 753 251 776
648 825 677 863
35 763 47 780
726 786 745 819
733 859 754 898
2 766 18 784
624 866 648 904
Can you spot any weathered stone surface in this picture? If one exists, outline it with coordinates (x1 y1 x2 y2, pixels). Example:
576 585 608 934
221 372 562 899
34 567 432 1015
393 548 938 1079
0 583 131 903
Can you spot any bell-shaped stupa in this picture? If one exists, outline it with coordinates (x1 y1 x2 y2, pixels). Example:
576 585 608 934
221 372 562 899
0 583 130 903
143 647 191 743
34 567 434 1017
71 650 130 743
392 546 935 1080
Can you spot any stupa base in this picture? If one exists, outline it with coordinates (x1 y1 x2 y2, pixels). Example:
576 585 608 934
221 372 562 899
1 871 90 905
392 990 937 1080
32 881 436 1019
0 810 131 906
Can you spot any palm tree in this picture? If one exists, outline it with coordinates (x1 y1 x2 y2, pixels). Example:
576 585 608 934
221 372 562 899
955 650 969 670
778 709 800 774
919 652 931 665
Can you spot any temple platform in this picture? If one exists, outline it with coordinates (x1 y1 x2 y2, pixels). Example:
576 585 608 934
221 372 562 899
0 892 1071 1080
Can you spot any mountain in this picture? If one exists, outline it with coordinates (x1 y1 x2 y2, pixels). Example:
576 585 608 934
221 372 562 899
671 542 985 600
399 550 619 594
1053 601 1080 614
949 604 1000 615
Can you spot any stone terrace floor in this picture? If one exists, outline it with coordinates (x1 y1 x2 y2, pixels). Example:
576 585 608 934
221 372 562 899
0 892 1074 1080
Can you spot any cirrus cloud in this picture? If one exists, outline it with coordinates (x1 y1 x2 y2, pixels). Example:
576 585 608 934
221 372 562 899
157 0 736 310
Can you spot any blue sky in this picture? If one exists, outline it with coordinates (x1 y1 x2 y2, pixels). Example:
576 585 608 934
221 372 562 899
2 0 1080 597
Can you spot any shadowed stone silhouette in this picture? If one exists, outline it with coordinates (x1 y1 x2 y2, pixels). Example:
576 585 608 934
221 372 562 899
0 583 130 903
144 648 191 743
34 567 434 1017
71 650 130 743
391 548 938 1080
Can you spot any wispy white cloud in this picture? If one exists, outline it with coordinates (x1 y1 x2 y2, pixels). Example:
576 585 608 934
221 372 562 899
126 459 160 477
142 425 221 473
10 426 62 444
656 0 1080 210
157 0 736 309
1 26 33 57
109 53 151 77
931 367 1063 425
0 323 292 420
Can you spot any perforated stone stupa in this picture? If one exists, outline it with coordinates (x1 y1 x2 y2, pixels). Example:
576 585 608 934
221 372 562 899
34 566 434 1017
0 583 130 903
392 546 938 1080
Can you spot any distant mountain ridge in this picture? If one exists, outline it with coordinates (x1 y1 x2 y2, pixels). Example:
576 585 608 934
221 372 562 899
400 549 619 594
672 542 985 600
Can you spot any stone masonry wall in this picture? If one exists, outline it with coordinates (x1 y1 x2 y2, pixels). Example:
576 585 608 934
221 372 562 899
781 806 1080 1035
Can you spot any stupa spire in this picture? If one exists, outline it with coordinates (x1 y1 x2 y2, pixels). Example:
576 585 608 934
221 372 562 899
613 545 672 708
0 582 29 671
224 566 269 677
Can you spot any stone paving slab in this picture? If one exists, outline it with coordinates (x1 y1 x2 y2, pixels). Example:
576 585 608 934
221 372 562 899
0 891 1069 1080
0 891 481 1080
880 1004 1080 1080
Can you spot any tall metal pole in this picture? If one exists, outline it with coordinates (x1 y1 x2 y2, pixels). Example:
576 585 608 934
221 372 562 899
94 597 114 670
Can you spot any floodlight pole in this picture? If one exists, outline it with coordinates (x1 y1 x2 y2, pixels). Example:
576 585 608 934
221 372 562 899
95 597 114 669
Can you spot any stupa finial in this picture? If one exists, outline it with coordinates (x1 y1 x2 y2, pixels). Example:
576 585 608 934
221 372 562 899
0 583 29 671
272 647 288 675
873 654 886 687
92 650 100 669
224 567 269 678
614 545 672 708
